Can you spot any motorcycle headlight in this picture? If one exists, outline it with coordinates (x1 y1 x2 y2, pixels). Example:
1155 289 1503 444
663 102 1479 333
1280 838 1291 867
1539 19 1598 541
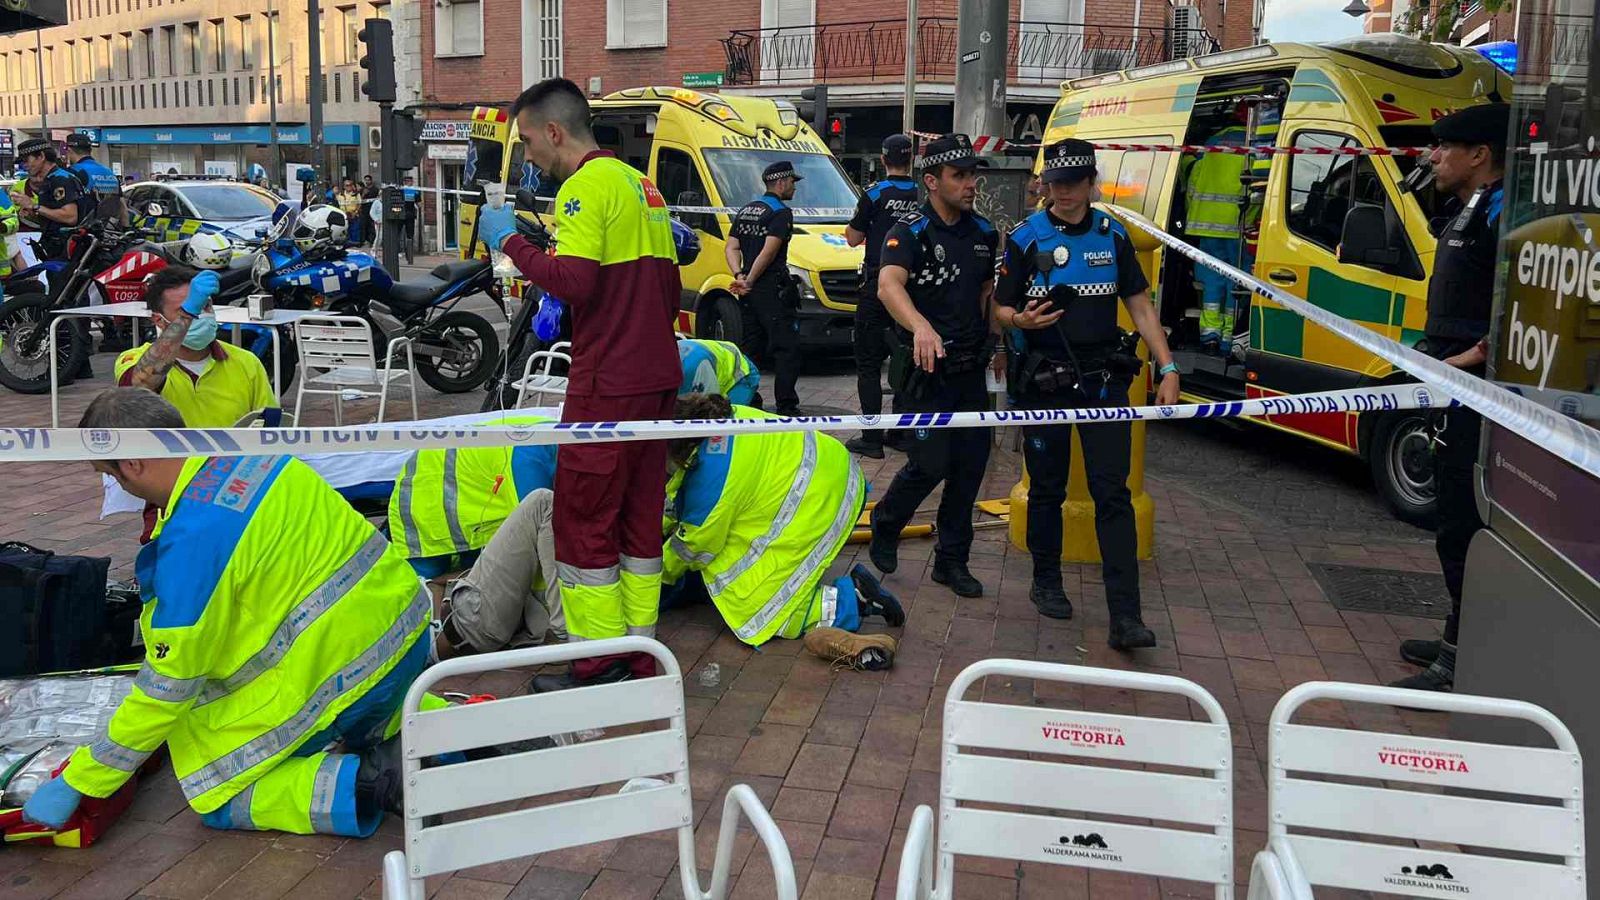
251 253 271 285
787 265 818 301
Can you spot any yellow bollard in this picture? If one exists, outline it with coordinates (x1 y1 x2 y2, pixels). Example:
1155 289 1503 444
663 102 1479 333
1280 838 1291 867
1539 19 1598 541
1007 207 1158 562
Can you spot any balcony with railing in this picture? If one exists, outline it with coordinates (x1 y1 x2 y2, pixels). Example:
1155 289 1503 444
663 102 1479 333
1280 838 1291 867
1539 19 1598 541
720 17 1219 87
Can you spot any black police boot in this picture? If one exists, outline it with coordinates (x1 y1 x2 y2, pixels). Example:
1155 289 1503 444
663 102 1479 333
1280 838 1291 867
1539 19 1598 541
1029 582 1073 620
1399 638 1440 667
845 436 885 459
868 513 898 575
1390 666 1453 693
528 657 631 694
850 563 904 626
1108 616 1157 651
931 560 984 598
355 736 404 816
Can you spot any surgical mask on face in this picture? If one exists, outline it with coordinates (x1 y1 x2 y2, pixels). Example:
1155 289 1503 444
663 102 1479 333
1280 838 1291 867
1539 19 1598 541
181 313 218 350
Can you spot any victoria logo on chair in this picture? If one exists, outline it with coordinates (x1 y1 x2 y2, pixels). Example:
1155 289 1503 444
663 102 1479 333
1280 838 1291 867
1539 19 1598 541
1383 862 1468 894
1377 744 1471 774
1039 720 1126 748
1043 832 1122 863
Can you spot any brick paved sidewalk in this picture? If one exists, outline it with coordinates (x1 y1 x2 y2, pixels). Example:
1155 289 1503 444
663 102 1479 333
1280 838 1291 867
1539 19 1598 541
0 353 1449 899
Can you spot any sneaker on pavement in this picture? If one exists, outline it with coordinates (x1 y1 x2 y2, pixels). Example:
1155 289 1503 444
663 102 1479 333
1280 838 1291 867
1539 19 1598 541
1389 667 1453 693
931 561 984 598
528 657 631 694
845 437 885 459
803 627 897 671
1029 584 1073 620
850 563 904 626
1108 616 1157 651
1399 638 1440 667
868 516 898 574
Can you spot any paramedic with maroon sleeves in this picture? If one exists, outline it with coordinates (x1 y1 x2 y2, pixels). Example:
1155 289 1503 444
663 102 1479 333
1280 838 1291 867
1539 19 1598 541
477 78 682 691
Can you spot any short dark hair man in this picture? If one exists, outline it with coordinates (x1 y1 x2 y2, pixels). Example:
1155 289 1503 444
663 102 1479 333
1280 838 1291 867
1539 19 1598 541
994 138 1181 649
726 160 804 415
1391 102 1510 693
475 78 682 690
867 134 999 599
844 134 920 457
65 132 124 223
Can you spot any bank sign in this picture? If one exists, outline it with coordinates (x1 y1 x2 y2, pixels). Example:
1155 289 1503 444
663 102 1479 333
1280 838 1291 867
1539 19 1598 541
86 124 363 145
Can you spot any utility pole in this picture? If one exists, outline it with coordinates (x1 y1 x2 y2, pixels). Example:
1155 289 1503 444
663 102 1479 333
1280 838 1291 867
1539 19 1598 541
953 0 1007 143
267 0 282 187
902 0 918 135
34 28 46 134
307 0 326 190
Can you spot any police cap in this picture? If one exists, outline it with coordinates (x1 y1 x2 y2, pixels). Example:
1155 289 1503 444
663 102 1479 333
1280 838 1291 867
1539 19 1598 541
1432 103 1511 149
64 132 93 150
1040 138 1098 184
16 137 52 158
882 133 914 165
762 160 804 184
918 133 988 170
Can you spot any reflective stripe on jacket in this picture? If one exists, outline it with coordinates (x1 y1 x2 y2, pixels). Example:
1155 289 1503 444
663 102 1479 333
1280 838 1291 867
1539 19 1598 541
664 406 866 646
678 338 756 397
1185 125 1248 239
64 455 431 813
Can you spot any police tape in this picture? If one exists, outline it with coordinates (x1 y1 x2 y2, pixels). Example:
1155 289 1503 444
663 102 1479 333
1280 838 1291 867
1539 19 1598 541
1114 209 1600 482
904 130 1429 157
1 385 1448 463
383 184 857 219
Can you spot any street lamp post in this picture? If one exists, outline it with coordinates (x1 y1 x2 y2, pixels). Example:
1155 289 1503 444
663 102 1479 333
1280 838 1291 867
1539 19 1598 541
267 0 283 185
35 28 47 134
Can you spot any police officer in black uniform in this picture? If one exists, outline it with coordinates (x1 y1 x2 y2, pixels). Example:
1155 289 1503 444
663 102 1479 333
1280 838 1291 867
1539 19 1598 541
1391 103 1509 693
845 134 920 458
994 138 1181 649
868 134 999 598
727 160 804 415
11 137 84 261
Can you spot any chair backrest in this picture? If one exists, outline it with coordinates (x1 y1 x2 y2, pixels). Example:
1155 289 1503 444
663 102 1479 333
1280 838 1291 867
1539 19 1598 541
392 637 694 884
1267 681 1585 898
936 660 1235 899
295 315 379 374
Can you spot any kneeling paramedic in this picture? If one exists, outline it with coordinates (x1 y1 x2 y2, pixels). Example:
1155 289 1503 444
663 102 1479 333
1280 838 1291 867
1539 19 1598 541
665 393 902 670
994 139 1181 650
678 337 760 407
386 416 556 577
25 388 433 837
868 134 999 599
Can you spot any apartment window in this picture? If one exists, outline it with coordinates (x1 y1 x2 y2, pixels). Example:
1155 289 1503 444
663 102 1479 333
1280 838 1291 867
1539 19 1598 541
138 30 153 78
434 0 484 57
139 83 145 108
369 1 390 19
160 82 166 107
182 80 188 105
42 46 53 88
183 22 199 75
333 71 341 103
207 78 214 106
538 0 562 77
119 33 132 80
161 25 176 76
606 0 666 49
98 35 111 81
248 74 255 103
209 19 225 72
238 17 253 69
340 7 359 65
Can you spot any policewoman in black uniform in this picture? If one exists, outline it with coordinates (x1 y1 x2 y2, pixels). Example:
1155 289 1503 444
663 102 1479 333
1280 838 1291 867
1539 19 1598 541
844 134 920 458
726 160 804 416
994 138 1180 650
868 134 999 599
11 137 84 261
1391 102 1508 693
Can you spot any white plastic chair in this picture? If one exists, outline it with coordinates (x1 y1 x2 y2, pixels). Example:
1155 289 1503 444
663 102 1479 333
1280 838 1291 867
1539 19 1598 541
511 340 571 409
380 636 797 900
1246 681 1585 899
292 315 417 425
896 659 1235 900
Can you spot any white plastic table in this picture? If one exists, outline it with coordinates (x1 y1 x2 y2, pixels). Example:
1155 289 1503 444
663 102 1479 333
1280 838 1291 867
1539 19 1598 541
49 301 322 427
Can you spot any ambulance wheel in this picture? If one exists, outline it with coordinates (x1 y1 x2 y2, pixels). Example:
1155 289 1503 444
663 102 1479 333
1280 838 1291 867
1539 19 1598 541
1369 410 1437 529
699 293 749 355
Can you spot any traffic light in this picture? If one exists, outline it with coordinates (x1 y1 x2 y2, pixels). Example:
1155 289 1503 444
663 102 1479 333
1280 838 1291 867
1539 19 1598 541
390 109 425 171
358 18 396 103
797 85 828 136
827 116 845 139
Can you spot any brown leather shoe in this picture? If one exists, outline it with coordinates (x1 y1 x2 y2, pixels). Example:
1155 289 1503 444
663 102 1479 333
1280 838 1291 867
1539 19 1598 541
803 627 897 671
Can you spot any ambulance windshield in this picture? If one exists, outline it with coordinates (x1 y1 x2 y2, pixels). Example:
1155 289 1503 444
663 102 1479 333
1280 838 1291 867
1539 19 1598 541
1326 35 1464 79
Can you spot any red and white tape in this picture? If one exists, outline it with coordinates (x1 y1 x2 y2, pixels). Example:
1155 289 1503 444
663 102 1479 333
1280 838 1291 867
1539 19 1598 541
908 130 1428 158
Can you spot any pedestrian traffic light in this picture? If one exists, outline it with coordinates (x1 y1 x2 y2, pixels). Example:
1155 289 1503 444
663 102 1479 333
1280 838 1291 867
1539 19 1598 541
827 116 845 139
358 18 396 104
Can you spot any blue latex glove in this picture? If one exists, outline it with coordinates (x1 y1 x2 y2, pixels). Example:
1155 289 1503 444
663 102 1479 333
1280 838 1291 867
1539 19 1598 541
22 774 83 829
182 270 220 316
478 203 517 252
534 293 565 342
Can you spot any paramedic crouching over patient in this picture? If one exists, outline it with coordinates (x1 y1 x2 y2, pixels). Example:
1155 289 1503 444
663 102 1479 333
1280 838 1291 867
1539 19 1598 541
994 138 1181 651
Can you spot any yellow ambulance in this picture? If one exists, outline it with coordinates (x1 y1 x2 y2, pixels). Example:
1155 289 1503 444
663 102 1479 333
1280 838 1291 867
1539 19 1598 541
463 88 863 351
1046 34 1509 524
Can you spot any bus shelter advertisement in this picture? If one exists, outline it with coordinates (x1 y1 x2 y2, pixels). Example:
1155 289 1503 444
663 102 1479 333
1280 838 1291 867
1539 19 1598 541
1494 4 1600 585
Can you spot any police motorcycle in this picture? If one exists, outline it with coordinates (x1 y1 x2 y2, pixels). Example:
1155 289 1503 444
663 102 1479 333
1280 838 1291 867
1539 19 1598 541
0 209 154 394
254 204 503 393
477 189 702 412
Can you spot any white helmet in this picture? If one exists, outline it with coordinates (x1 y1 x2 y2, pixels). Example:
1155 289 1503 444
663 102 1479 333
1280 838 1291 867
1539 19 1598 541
292 204 348 253
183 232 234 269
